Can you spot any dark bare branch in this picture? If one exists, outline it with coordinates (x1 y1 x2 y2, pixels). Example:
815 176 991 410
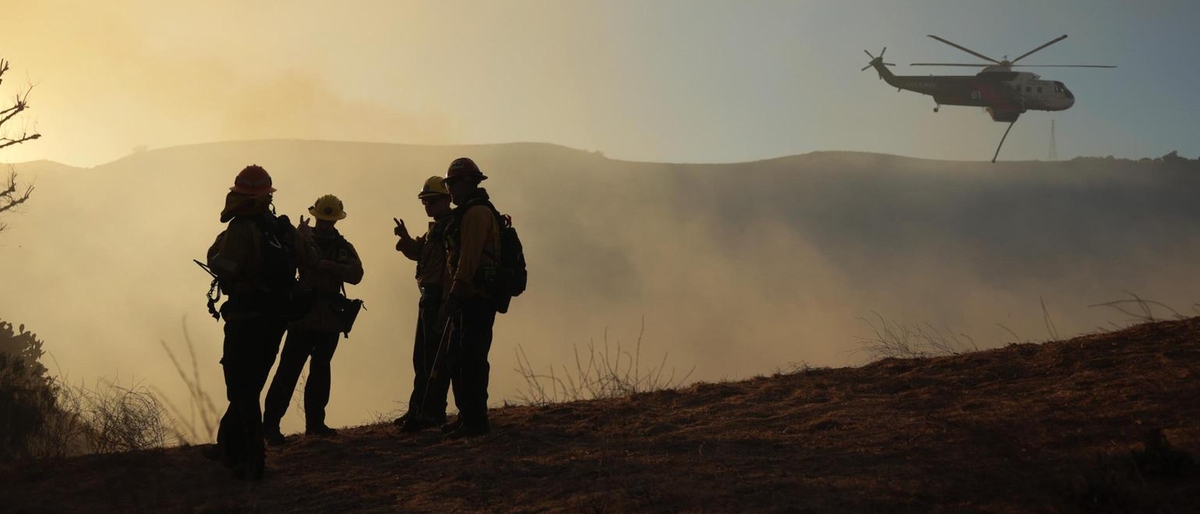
0 133 41 150
0 170 35 232
0 84 36 129
0 58 40 233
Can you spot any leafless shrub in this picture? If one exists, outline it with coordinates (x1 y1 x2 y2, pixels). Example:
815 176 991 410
367 408 399 426
89 383 170 453
23 377 172 458
1088 291 1189 327
514 318 694 406
770 361 821 377
855 313 979 361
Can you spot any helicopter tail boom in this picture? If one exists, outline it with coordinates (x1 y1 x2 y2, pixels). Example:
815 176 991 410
862 48 900 87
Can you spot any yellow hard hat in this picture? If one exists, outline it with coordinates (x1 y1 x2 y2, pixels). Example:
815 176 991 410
308 194 347 221
418 175 450 199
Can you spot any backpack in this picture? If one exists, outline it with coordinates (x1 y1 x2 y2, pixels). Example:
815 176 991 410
495 213 528 301
452 199 527 313
200 213 299 321
250 213 298 294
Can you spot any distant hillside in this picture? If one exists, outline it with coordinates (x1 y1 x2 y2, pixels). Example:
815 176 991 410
4 318 1197 513
4 141 1200 435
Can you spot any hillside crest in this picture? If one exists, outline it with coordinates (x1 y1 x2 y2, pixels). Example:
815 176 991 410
6 319 1198 513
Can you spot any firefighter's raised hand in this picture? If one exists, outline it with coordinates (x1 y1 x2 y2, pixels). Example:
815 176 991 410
393 218 410 239
298 215 314 239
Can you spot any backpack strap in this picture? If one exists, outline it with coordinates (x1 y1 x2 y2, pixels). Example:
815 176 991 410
454 198 506 229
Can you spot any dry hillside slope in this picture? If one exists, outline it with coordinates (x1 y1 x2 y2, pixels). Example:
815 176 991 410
3 318 1199 513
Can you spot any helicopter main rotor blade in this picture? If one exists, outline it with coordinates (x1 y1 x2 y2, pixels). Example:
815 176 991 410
927 35 1000 64
910 63 988 67
1009 34 1067 64
1013 64 1117 68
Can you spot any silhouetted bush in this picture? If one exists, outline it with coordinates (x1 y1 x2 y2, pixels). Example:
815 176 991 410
1 320 175 459
0 320 57 459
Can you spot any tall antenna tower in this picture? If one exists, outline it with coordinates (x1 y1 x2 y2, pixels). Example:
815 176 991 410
1048 119 1058 161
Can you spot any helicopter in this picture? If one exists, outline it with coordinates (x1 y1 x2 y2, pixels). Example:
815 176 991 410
863 35 1114 162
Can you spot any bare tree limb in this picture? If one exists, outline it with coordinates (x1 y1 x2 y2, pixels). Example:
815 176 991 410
0 58 40 233
0 170 34 232
0 86 35 128
0 133 42 150
0 82 40 148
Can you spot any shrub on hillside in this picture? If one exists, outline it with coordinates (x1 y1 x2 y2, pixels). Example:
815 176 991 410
514 319 694 406
0 321 57 459
1 320 175 459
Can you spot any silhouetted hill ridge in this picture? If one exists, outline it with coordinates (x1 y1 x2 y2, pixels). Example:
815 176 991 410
12 139 1200 171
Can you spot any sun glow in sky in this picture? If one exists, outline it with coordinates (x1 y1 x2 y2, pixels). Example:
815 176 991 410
2 0 1197 166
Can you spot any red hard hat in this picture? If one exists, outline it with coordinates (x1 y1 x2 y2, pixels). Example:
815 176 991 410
445 157 487 183
230 164 276 195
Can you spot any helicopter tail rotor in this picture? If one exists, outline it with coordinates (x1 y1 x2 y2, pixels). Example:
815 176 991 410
861 47 896 73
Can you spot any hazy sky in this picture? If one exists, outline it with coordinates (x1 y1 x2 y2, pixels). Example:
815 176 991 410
1 0 1197 166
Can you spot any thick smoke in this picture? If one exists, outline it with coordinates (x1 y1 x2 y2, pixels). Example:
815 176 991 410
4 143 1200 433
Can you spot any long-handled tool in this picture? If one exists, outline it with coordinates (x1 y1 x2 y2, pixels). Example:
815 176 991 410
419 315 457 417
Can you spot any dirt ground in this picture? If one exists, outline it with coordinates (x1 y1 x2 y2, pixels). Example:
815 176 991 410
3 318 1198 513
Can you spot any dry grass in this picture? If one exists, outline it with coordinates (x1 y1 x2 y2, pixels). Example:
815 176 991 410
1089 291 1199 329
4 317 1198 513
855 312 980 360
513 318 694 405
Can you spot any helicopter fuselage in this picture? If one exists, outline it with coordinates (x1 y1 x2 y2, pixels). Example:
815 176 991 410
869 61 1074 122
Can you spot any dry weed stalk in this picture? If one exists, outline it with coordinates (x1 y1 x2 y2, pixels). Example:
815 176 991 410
154 317 220 445
1088 291 1189 327
855 312 979 360
514 317 694 406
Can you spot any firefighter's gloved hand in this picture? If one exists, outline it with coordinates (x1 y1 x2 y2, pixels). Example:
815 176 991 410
393 218 410 239
298 215 314 239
